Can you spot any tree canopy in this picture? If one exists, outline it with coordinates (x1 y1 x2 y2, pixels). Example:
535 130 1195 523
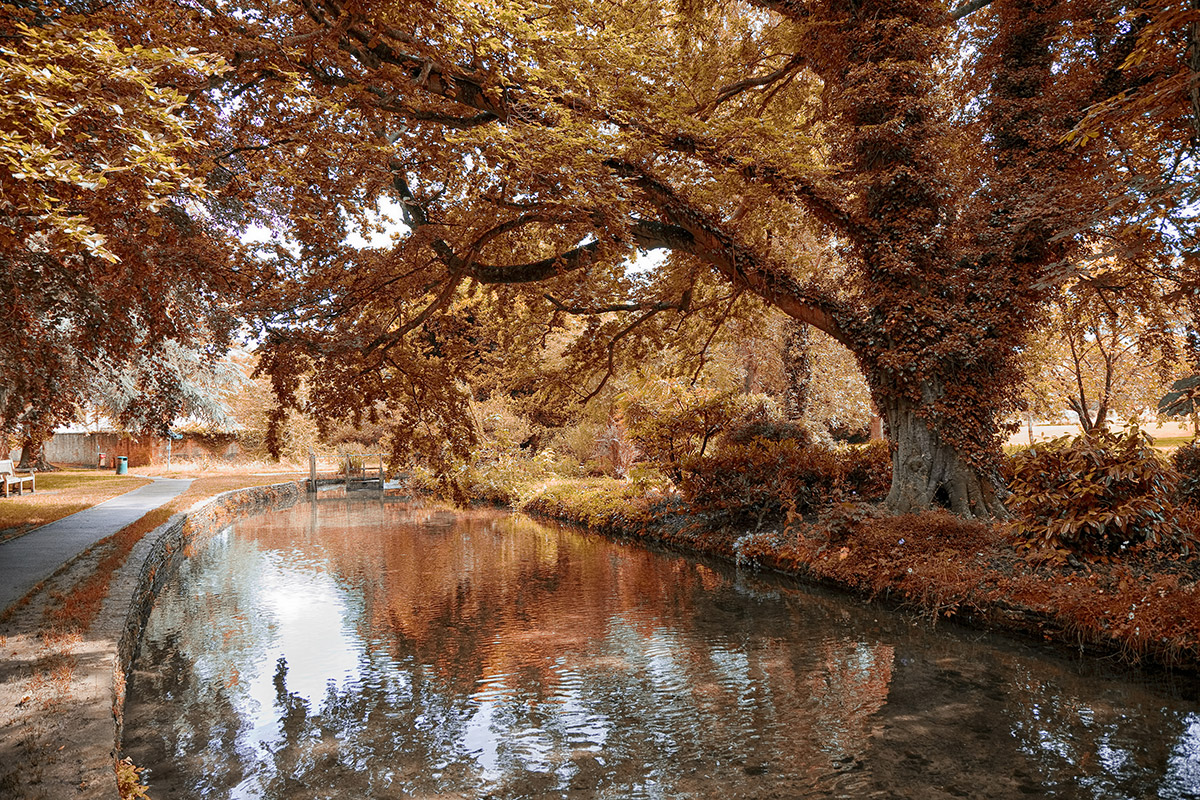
7 0 1197 514
0 5 254 454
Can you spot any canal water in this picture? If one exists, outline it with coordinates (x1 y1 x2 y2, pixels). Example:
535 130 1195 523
122 498 1200 799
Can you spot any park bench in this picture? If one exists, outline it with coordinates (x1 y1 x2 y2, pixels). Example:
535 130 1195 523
0 459 35 497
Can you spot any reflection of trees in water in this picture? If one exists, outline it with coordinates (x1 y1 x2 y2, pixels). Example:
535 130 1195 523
123 534 289 796
250 593 898 798
1004 665 1200 799
319 504 895 795
129 501 1197 800
128 500 903 798
123 632 252 796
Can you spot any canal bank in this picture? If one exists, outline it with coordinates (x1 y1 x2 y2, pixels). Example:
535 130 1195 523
120 496 1200 799
0 481 302 800
4 478 1196 799
519 486 1200 676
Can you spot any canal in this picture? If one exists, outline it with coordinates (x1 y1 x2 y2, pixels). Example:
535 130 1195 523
122 497 1200 798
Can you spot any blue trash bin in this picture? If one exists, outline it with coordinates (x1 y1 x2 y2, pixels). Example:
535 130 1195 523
116 456 128 475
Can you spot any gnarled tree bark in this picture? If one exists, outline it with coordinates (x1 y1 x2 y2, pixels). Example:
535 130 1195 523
881 392 1007 519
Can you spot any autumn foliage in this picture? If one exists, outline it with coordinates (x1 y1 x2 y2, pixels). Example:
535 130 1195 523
23 0 1176 520
681 432 891 524
1007 427 1186 559
1171 442 1200 506
0 6 245 454
1 0 1197 525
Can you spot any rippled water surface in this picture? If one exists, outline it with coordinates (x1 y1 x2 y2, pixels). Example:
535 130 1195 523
123 498 1200 799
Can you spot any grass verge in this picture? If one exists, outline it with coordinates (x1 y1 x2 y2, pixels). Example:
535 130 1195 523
1151 435 1197 450
0 471 152 543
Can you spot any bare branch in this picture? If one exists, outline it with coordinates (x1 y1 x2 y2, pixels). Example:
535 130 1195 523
363 270 466 354
694 54 804 118
691 291 743 383
213 138 297 162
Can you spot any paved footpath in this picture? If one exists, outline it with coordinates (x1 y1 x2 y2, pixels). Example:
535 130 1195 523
0 477 192 613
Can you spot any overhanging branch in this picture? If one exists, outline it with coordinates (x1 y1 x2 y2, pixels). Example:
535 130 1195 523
607 160 855 347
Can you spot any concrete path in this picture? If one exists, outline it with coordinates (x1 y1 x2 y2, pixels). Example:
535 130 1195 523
0 478 192 613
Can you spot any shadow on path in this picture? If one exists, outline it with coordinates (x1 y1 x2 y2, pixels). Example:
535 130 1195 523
0 478 192 613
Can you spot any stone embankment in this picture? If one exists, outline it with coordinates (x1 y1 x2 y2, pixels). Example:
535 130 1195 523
0 481 300 800
112 482 303 748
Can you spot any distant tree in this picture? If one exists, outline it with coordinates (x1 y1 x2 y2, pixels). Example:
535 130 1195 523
88 339 243 435
1021 269 1183 431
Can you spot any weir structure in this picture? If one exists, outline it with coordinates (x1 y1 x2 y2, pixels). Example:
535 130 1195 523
306 452 385 492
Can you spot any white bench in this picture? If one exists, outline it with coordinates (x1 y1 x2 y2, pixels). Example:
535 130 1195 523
0 459 35 497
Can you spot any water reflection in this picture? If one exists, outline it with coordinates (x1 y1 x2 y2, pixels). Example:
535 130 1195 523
123 499 1200 799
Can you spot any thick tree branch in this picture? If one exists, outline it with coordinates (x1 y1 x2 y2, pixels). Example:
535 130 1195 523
433 239 600 284
301 0 514 120
694 54 804 118
543 293 690 316
363 270 465 354
949 0 997 21
606 160 854 347
748 0 996 25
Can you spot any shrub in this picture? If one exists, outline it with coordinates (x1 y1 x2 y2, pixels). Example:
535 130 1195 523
623 381 772 483
680 438 891 525
1007 426 1180 559
590 413 639 478
116 757 151 800
838 440 892 500
1170 442 1200 505
1000 444 1035 485
721 417 812 447
681 438 840 524
551 420 604 465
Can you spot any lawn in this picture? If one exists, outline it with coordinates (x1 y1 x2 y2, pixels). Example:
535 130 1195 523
0 470 152 543
0 466 310 545
1149 434 1196 450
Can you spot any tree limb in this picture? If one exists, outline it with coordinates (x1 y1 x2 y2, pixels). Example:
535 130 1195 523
694 54 804 118
948 0 997 22
543 293 690 316
607 160 854 347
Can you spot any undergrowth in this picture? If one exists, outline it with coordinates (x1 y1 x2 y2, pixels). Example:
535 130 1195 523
116 756 152 800
1007 426 1188 560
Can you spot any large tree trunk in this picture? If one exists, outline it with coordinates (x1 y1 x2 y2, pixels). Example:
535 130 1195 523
16 433 57 472
882 394 1007 519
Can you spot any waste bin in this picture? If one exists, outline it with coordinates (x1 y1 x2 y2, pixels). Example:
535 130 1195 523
116 456 128 475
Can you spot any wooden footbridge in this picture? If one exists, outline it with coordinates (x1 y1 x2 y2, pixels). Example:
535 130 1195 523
308 452 385 492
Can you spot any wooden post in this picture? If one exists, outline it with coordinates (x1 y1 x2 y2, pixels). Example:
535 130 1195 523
309 449 317 493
